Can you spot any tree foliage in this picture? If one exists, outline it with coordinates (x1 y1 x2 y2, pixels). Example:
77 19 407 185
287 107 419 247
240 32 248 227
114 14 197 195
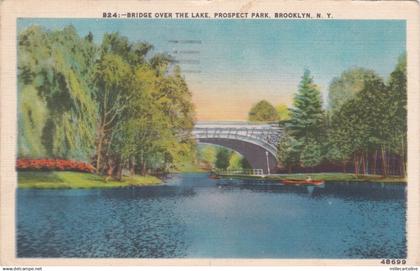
277 132 301 172
328 56 407 176
275 104 291 121
287 69 325 143
328 68 378 112
227 152 243 171
300 140 322 168
277 62 406 177
17 26 196 179
198 145 217 166
248 100 278 122
277 70 327 171
18 25 97 160
215 148 231 170
198 146 250 171
93 33 196 178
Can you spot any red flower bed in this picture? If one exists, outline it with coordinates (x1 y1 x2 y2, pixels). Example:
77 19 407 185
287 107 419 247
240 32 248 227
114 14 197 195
16 159 95 173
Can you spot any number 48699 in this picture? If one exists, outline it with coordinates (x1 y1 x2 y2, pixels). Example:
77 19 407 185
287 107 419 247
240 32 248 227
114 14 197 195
381 259 406 264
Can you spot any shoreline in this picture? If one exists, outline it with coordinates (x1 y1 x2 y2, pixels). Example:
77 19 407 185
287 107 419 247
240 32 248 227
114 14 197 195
17 171 406 189
17 171 163 189
215 172 407 184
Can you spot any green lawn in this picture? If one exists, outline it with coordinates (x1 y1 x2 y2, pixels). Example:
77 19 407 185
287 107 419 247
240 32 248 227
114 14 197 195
218 172 406 183
18 171 162 189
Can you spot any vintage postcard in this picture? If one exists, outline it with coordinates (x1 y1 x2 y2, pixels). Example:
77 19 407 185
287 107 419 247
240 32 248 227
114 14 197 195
0 0 419 268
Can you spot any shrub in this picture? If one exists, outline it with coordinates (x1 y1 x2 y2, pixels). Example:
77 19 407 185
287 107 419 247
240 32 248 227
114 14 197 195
16 159 95 173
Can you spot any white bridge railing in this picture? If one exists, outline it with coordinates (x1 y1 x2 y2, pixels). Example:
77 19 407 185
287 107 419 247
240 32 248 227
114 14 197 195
214 169 265 176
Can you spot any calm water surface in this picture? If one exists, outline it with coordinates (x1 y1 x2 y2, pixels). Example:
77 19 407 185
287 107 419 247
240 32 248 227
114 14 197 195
17 173 406 258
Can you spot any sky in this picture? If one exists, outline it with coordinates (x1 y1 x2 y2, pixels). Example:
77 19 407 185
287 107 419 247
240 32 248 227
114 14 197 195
18 19 406 121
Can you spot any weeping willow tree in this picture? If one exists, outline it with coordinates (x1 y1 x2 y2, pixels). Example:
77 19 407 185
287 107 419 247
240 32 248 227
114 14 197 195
18 25 98 161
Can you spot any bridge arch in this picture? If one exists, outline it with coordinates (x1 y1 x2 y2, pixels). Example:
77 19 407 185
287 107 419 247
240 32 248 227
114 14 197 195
193 121 283 174
198 138 278 174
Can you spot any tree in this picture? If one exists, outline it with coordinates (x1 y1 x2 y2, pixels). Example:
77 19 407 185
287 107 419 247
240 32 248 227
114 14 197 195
328 70 395 176
18 85 48 157
227 152 243 171
328 68 378 112
18 25 97 161
275 104 291 121
215 148 231 170
287 69 325 143
300 140 322 169
93 53 132 174
325 143 351 172
277 133 301 173
248 100 278 122
92 32 196 179
330 96 372 175
386 54 407 176
198 145 217 167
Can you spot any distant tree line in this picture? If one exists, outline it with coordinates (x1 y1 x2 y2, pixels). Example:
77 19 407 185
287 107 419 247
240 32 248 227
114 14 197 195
18 25 196 179
249 56 407 177
197 145 251 171
248 100 290 122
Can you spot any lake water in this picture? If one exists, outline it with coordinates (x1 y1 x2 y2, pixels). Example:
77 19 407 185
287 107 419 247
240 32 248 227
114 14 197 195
17 173 406 258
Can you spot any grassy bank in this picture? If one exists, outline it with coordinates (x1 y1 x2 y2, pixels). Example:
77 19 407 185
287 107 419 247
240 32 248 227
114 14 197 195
218 172 406 183
18 171 162 189
172 161 207 173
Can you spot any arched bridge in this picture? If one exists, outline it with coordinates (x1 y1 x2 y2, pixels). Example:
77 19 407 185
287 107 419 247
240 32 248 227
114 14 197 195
192 121 283 174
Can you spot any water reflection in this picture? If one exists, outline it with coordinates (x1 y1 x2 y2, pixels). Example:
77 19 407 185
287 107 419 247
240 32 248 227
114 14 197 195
214 178 406 201
100 186 197 199
17 173 406 258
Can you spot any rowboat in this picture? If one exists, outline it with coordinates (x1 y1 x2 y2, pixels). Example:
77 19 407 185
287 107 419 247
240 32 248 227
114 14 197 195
282 179 325 186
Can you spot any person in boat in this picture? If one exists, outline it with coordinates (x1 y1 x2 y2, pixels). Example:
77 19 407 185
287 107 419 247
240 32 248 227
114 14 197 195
305 176 312 182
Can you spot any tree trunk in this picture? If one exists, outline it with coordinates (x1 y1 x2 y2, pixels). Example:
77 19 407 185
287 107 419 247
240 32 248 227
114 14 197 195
129 157 135 176
390 154 394 176
105 158 115 182
366 151 369 175
381 145 388 177
361 151 366 176
142 162 147 176
112 156 123 181
401 158 406 177
354 154 359 176
95 128 104 174
116 165 123 181
401 136 406 177
373 149 377 175
386 146 392 175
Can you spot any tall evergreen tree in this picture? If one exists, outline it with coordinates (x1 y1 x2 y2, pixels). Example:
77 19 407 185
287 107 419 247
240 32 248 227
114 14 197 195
287 69 325 143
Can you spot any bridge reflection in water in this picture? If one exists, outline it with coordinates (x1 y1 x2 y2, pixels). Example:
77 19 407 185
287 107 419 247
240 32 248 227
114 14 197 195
192 121 283 174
